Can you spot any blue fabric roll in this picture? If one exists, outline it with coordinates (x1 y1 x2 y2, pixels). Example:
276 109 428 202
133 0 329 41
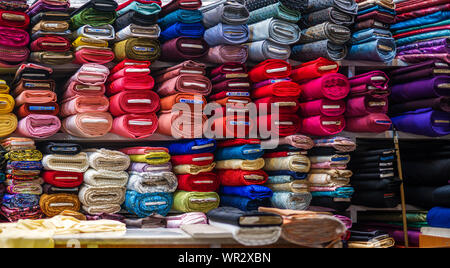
220 185 273 199
7 161 43 171
220 195 272 211
158 9 203 30
162 139 217 155
390 11 450 31
358 6 395 16
124 190 173 217
310 187 354 198
347 37 396 62
391 108 450 137
159 22 205 43
396 30 450 46
427 207 450 228
215 144 264 161
203 23 249 46
352 28 393 44
266 170 308 180
2 194 40 209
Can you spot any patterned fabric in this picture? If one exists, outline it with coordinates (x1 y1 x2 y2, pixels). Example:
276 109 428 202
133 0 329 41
245 0 307 12
248 2 301 24
291 39 348 61
2 194 40 209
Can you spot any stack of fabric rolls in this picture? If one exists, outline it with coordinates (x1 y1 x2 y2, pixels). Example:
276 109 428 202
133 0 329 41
107 59 160 139
28 0 73 65
307 136 355 212
61 63 113 138
154 60 210 139
347 227 396 248
0 80 16 138
292 0 358 62
0 0 30 67
291 58 349 136
14 64 60 139
166 139 220 214
245 0 302 62
347 0 397 62
0 138 43 222
79 148 130 215
389 61 450 137
349 140 401 208
392 0 449 64
40 142 87 217
70 0 118 65
216 139 272 211
200 0 251 62
121 146 174 217
345 70 393 133
250 59 302 138
263 135 314 210
209 62 252 138
159 0 208 62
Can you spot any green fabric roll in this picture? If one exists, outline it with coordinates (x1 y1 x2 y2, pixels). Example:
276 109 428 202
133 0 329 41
248 3 301 25
357 211 429 223
71 7 117 29
172 191 220 213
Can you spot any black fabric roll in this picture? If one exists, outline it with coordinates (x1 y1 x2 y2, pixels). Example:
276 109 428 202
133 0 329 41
351 178 401 191
40 142 82 155
432 185 450 208
207 206 283 227
404 185 435 209
402 158 450 186
245 0 307 12
351 172 395 181
310 196 351 211
351 190 400 208
307 147 348 156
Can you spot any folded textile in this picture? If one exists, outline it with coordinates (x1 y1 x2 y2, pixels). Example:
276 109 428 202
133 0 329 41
391 11 450 31
114 9 158 31
263 135 314 151
248 59 290 82
354 18 390 30
109 91 160 116
0 205 43 222
391 76 450 103
207 206 283 227
204 23 249 46
71 8 116 29
0 138 35 152
0 26 29 48
216 158 265 171
173 162 216 175
156 74 211 97
154 60 205 84
427 207 450 229
170 153 214 167
159 22 205 43
303 6 356 27
346 95 388 117
39 193 81 217
62 112 113 138
85 149 130 172
159 93 206 111
173 190 219 213
80 169 127 189
313 137 356 152
247 40 291 62
349 70 389 90
299 73 350 101
128 162 172 173
0 94 14 115
248 18 300 45
310 186 354 198
201 0 249 28
28 51 73 65
391 108 450 137
158 9 203 30
165 212 208 228
299 115 346 136
125 214 166 228
257 113 301 137
291 39 347 62
307 172 350 187
2 193 40 209
221 185 273 200
345 113 392 132
15 114 60 139
271 192 312 210
42 152 89 173
160 0 201 17
124 190 173 217
42 171 83 188
111 113 158 139
299 99 346 117
121 147 170 165
348 37 396 62
5 178 43 195
218 169 268 186
298 22 351 45
247 2 301 25
60 96 109 118
127 171 177 193
351 189 400 208
263 155 311 173
79 184 125 208
160 37 209 62
114 24 161 42
176 172 219 192
42 184 79 195
215 144 263 161
113 38 160 62
220 195 272 211
203 44 248 64
157 110 207 139
266 179 309 193
162 138 216 155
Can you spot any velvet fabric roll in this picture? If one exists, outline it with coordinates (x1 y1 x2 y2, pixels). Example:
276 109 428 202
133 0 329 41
349 70 389 90
203 23 249 46
42 152 89 173
177 172 219 192
218 169 268 186
345 113 392 133
128 162 172 173
16 114 60 139
83 169 128 187
247 40 291 62
125 190 173 217
291 39 347 62
173 190 219 213
159 22 205 43
247 2 301 24
127 171 177 193
157 110 206 139
203 44 248 64
111 113 158 139
160 37 209 62
113 38 160 62
216 158 265 171
62 112 112 138
346 95 388 117
42 171 83 188
248 59 291 82
298 22 351 45
220 195 272 211
221 185 273 200
39 193 81 217
248 18 300 45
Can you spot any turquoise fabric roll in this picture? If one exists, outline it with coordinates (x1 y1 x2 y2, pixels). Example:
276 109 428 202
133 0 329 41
158 9 203 30
124 190 173 217
310 187 354 198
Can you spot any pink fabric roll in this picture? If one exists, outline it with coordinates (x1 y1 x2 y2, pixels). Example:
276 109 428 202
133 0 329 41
15 90 57 107
311 162 347 169
299 73 350 101
62 112 113 138
349 71 389 90
64 63 110 87
111 113 158 139
299 99 346 117
60 95 110 118
16 114 61 138
153 60 206 84
345 113 392 133
156 74 212 97
345 95 388 118
157 110 206 139
63 82 106 99
300 115 346 136
202 45 248 64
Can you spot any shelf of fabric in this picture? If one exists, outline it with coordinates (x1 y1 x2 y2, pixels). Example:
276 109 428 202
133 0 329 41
52 228 296 248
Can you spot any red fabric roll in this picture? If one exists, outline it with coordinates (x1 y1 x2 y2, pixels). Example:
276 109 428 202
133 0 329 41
110 59 151 75
109 90 160 116
177 172 220 192
263 151 307 158
299 99 346 117
217 138 261 148
111 113 158 139
254 96 300 114
30 36 71 52
0 11 29 29
251 81 302 99
345 113 392 133
258 114 301 137
248 59 291 83
171 153 214 166
42 171 84 188
16 103 59 118
211 114 254 138
300 115 346 136
290 57 339 83
210 62 247 78
217 169 268 186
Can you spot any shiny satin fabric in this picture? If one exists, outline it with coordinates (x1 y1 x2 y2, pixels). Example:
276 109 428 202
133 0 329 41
290 57 339 83
62 112 112 138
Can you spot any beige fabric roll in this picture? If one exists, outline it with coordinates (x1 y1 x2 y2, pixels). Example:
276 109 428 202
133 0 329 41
78 184 126 207
263 155 311 173
82 204 122 215
42 153 89 172
85 149 131 172
173 162 216 175
266 180 309 193
307 173 350 187
83 169 129 187
309 169 353 178
215 158 265 170
348 237 395 248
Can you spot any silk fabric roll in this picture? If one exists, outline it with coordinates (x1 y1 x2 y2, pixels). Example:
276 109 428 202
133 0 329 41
257 114 301 137
177 172 220 192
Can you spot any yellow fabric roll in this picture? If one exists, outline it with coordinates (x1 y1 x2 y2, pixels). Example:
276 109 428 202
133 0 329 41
0 80 9 94
0 94 15 114
72 36 109 48
0 113 17 137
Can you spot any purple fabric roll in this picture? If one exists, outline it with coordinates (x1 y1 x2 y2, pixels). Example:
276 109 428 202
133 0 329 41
391 76 450 103
391 108 450 137
128 162 173 173
391 230 421 247
396 38 449 53
398 45 450 56
390 60 449 83
389 97 450 115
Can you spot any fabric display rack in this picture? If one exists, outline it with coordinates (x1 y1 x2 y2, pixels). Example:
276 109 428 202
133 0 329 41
0 0 448 249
